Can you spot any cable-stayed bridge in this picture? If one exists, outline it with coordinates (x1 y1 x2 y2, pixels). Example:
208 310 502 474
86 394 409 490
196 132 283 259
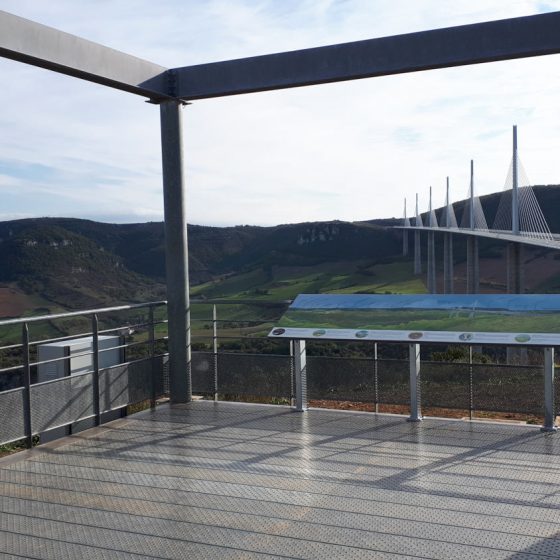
398 126 560 294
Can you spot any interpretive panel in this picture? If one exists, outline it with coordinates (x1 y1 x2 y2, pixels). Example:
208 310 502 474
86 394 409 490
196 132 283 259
268 294 560 345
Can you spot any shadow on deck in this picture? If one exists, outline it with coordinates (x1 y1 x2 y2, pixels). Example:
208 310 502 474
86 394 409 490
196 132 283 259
1 400 560 559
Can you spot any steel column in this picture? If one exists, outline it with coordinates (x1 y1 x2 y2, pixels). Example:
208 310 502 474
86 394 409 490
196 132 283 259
160 100 191 403
293 339 308 412
443 232 454 294
408 343 422 422
466 237 479 293
542 347 557 432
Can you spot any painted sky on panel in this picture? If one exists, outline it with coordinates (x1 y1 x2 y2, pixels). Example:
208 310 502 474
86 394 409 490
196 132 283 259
0 0 559 226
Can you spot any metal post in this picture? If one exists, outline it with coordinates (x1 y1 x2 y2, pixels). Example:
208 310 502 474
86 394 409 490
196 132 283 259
374 342 379 413
469 345 474 420
92 314 100 426
293 339 307 412
148 305 156 408
160 100 191 403
22 322 33 449
212 304 218 401
408 343 422 422
427 231 436 293
289 340 295 407
512 125 519 235
542 347 557 432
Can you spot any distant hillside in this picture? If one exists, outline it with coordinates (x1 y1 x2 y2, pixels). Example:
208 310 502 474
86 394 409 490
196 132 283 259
0 217 403 313
1 184 559 315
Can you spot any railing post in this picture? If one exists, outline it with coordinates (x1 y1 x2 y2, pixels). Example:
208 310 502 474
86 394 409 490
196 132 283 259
91 314 100 426
212 304 218 401
408 343 422 422
374 342 379 413
289 340 295 407
293 339 307 412
149 305 157 409
22 322 33 449
469 345 474 421
542 347 557 432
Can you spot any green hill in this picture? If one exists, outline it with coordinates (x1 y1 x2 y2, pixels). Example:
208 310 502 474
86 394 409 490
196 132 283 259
1 184 560 317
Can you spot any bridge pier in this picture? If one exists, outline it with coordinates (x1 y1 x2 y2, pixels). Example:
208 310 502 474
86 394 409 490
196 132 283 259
427 231 436 293
466 236 479 293
402 229 409 257
414 231 422 275
443 232 454 294
506 242 524 294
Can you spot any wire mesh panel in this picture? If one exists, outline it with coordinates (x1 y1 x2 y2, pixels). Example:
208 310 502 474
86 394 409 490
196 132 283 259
30 373 94 433
217 352 291 400
191 352 215 394
421 361 470 410
306 356 375 402
99 364 129 412
472 363 543 415
127 358 157 404
377 359 409 405
0 387 26 444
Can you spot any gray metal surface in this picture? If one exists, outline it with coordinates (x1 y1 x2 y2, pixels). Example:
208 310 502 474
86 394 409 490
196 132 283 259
160 101 192 403
30 373 94 434
3 11 560 103
0 387 25 444
171 12 560 100
0 10 168 99
2 400 560 559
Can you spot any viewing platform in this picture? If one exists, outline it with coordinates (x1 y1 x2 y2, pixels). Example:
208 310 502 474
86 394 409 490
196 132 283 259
2 400 560 559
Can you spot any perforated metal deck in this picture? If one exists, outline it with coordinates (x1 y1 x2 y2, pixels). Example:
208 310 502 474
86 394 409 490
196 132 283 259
1 401 559 559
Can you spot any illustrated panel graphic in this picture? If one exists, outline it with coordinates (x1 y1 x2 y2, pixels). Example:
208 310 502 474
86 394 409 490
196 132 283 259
269 294 560 345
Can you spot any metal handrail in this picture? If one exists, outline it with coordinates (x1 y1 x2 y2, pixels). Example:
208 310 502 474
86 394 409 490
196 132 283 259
0 300 167 327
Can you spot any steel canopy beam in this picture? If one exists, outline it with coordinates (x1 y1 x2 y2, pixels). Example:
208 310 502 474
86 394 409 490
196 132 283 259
0 10 169 99
171 11 560 100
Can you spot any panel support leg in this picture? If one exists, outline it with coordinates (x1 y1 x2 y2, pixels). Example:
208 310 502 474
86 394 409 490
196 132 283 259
293 340 307 412
160 100 191 403
408 343 422 422
542 347 557 432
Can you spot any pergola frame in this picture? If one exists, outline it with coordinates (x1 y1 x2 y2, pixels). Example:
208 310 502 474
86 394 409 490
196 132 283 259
2 9 560 402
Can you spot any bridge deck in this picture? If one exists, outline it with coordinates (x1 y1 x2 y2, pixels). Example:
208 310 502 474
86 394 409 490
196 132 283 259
1 401 560 559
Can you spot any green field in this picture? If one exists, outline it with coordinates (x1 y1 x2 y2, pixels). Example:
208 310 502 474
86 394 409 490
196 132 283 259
279 307 560 333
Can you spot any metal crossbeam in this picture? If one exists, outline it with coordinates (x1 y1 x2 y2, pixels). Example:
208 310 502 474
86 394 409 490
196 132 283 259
2 11 560 101
171 12 560 100
0 10 169 99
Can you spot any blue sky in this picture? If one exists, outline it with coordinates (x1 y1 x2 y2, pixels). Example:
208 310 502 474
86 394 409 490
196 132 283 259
1 0 560 226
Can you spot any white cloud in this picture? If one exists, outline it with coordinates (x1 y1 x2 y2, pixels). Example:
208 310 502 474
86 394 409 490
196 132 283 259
0 0 559 225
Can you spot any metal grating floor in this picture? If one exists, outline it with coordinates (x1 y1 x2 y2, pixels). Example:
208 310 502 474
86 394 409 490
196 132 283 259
1 401 560 559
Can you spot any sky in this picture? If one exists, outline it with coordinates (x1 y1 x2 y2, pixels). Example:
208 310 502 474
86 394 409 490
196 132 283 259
1 0 560 227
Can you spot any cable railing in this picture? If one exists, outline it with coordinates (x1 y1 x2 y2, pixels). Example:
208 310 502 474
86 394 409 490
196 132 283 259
1 299 558 450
